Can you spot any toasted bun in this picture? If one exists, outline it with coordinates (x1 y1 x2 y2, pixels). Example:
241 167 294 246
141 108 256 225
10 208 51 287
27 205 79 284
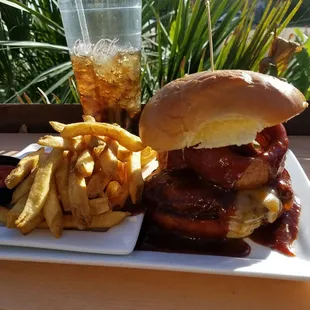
139 70 308 151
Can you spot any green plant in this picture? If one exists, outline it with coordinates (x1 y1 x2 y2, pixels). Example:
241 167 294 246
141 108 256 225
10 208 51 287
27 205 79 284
0 0 306 104
284 28 310 99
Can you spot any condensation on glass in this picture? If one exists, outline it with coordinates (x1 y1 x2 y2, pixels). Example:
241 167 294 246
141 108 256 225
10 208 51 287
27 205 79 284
59 0 142 130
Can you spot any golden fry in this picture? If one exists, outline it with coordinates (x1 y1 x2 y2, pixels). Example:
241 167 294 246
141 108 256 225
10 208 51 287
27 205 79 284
82 115 96 123
110 183 129 209
43 177 63 238
68 157 91 228
106 181 122 201
38 136 85 152
15 148 63 232
87 172 110 199
127 151 144 204
93 144 106 157
117 145 132 162
90 211 130 229
141 150 157 168
0 206 9 225
49 121 65 132
89 196 111 215
75 149 94 178
19 212 45 235
55 151 71 212
112 161 127 184
5 148 44 189
7 195 28 228
39 211 129 229
104 137 119 155
11 166 37 204
98 148 118 177
60 122 144 152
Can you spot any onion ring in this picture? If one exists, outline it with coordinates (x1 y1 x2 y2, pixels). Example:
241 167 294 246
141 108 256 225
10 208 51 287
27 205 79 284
159 124 288 189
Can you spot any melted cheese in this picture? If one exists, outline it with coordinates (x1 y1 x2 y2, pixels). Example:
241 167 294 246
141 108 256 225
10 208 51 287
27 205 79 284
227 187 282 238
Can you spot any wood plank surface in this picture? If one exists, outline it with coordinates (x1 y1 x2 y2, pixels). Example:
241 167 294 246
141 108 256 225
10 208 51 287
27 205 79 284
0 134 309 310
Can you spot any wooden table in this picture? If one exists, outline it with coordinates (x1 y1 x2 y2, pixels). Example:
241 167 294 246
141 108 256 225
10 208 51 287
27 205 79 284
1 134 310 310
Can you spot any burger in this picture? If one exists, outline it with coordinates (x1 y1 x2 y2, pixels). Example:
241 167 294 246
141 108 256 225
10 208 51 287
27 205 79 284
139 70 308 253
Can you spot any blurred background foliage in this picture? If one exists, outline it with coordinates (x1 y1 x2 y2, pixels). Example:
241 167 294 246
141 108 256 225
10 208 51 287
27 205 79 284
0 0 309 105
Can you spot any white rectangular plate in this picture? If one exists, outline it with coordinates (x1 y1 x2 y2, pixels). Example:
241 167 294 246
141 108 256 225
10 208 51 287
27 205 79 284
0 144 148 255
1 147 310 281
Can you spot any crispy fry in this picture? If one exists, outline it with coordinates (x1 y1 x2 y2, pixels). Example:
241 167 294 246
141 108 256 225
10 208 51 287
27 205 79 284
0 206 9 225
110 183 129 209
55 151 71 212
141 150 157 168
49 121 65 132
104 137 119 155
5 148 44 189
89 196 111 215
38 136 85 152
93 144 106 157
116 145 132 162
82 115 96 123
90 211 130 229
7 195 28 228
68 156 91 228
106 181 122 201
60 122 144 152
11 166 37 204
112 161 127 184
127 151 144 204
75 149 94 178
19 212 45 235
98 147 118 177
43 177 63 238
38 211 129 229
15 149 63 232
87 172 110 199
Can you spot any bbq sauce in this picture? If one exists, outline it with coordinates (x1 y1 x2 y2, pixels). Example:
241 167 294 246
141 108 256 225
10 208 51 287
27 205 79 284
250 200 300 256
135 168 300 258
135 216 251 257
135 202 300 258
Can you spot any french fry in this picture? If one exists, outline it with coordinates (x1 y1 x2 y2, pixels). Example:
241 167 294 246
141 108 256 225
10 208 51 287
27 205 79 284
39 211 129 229
82 115 96 123
7 195 28 228
109 183 129 209
116 145 132 162
127 151 144 204
11 166 37 204
15 148 63 232
19 212 45 235
38 136 85 152
104 137 119 155
75 149 95 178
0 206 9 225
89 196 111 215
87 172 110 199
55 151 71 212
93 144 106 157
60 122 144 152
141 150 157 168
43 177 63 238
49 121 65 132
5 148 44 189
112 161 127 184
68 156 91 228
106 181 122 201
98 147 118 177
90 211 130 229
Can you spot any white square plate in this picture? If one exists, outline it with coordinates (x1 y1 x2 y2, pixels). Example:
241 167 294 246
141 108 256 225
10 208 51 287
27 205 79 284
1 148 310 281
0 144 152 255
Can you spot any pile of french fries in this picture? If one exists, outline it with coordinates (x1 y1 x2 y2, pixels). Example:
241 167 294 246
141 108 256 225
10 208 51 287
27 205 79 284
0 115 157 238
